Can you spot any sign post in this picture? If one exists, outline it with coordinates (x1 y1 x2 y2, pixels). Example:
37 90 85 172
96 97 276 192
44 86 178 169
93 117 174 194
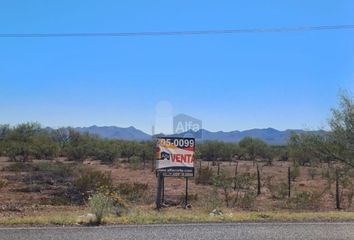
155 172 163 209
185 177 189 208
155 137 195 209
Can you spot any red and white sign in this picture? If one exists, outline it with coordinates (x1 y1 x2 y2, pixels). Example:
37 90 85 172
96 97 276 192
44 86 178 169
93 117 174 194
156 137 195 171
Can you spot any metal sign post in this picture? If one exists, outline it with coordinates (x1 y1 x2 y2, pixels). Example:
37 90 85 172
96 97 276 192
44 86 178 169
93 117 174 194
156 172 163 209
185 177 189 208
161 176 165 204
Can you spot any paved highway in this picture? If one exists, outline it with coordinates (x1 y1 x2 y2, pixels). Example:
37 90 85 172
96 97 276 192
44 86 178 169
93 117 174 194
1 222 354 240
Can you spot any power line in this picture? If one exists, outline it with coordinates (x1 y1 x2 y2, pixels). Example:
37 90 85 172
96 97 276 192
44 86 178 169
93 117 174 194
1 24 354 38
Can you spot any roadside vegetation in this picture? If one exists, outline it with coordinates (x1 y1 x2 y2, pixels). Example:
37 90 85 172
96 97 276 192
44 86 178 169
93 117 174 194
0 93 353 225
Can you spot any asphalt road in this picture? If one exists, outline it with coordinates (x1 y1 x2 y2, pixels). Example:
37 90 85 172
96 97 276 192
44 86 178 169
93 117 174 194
1 222 354 240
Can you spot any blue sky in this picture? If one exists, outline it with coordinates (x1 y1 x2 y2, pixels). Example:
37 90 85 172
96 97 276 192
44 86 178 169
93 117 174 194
0 1 353 133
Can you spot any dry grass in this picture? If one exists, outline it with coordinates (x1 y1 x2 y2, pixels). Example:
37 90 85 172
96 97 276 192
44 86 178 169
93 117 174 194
1 207 354 226
0 211 83 226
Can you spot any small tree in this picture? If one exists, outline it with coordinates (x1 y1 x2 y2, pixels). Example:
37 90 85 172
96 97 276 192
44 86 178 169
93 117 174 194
32 132 60 160
290 94 354 168
212 172 233 207
239 137 270 165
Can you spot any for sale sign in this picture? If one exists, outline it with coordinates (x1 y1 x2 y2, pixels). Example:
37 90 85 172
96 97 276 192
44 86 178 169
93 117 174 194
156 137 195 177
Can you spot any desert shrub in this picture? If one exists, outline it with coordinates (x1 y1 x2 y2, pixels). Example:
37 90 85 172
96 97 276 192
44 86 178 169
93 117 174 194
288 191 311 209
3 162 36 172
93 141 120 163
116 182 149 203
40 195 72 206
239 192 257 210
233 173 255 191
129 156 141 170
88 188 128 224
212 172 233 207
0 179 7 190
88 192 115 225
286 191 322 210
347 191 354 208
62 130 91 161
211 171 256 208
321 167 335 189
74 171 113 201
321 167 332 179
15 184 43 193
5 161 75 189
32 133 59 160
307 168 317 180
19 162 75 186
195 167 214 185
339 175 354 209
266 177 288 199
231 173 256 207
65 145 90 162
36 161 73 178
179 192 198 206
290 165 300 181
200 188 223 212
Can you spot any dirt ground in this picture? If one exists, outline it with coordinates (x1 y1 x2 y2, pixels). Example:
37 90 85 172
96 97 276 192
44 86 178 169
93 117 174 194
0 157 351 217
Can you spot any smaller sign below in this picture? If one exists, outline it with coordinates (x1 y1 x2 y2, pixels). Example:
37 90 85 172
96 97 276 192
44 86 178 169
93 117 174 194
156 167 194 177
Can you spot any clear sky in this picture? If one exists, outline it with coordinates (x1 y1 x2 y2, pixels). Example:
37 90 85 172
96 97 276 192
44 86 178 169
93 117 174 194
0 1 353 134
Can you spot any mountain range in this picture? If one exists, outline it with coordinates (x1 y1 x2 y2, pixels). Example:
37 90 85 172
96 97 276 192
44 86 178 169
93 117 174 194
73 125 323 145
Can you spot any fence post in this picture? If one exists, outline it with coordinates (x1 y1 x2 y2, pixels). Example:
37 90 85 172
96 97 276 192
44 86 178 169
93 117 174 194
257 164 261 195
234 161 239 177
151 158 155 172
336 169 341 210
288 167 291 198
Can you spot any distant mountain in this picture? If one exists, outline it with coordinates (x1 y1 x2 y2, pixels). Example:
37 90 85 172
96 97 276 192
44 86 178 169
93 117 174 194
183 128 320 145
74 125 151 141
166 128 304 145
65 125 323 145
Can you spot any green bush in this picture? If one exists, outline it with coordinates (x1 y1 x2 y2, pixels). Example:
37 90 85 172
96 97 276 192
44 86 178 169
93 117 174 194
266 177 288 199
290 166 300 181
212 172 234 207
233 173 256 192
40 195 72 206
239 192 257 210
15 184 43 193
129 156 141 170
89 192 115 225
307 168 317 180
200 188 223 212
116 182 149 203
0 179 7 190
286 191 322 210
195 167 214 185
32 133 59 160
93 141 121 163
65 145 89 161
3 162 36 172
74 171 113 201
36 161 73 178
